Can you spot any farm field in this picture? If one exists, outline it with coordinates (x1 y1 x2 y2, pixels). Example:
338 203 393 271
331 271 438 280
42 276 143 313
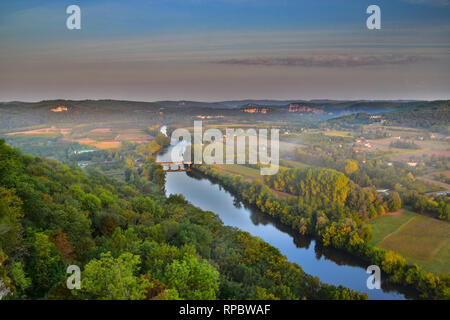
5 123 153 151
369 211 450 274
360 124 450 161
280 159 311 169
324 130 353 137
369 210 417 246
212 164 262 181
6 126 71 136
418 171 450 194
211 164 294 198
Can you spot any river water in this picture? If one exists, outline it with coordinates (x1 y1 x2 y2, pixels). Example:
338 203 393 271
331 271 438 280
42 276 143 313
157 133 413 300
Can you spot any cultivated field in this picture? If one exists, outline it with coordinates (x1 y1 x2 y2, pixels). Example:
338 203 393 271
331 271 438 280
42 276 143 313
211 164 294 199
6 122 153 151
369 211 450 274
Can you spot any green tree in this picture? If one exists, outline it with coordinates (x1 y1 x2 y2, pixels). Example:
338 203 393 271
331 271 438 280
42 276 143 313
413 195 429 214
10 262 31 295
155 132 170 148
48 206 91 249
28 232 65 297
344 160 359 175
0 187 23 255
82 194 101 213
152 167 166 189
165 254 219 300
253 287 279 300
81 252 149 300
131 197 156 214
386 191 402 212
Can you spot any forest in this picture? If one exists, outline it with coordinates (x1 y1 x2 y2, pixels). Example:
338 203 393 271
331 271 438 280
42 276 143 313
383 101 450 133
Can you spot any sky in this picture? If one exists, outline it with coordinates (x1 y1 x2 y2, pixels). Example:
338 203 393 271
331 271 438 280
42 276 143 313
0 0 449 102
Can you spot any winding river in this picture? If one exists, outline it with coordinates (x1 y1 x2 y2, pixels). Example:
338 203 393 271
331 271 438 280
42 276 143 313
157 129 414 300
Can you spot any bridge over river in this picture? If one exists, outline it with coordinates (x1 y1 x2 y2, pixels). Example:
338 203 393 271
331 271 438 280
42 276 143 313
158 161 192 172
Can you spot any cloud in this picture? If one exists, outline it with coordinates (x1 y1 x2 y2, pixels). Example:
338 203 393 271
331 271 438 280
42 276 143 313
214 55 433 68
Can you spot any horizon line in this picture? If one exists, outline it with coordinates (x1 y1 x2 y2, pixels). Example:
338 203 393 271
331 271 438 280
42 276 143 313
2 98 448 104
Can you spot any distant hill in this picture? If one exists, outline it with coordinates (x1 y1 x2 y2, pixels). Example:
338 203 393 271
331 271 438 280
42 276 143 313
326 112 379 126
382 100 450 133
0 99 446 133
0 100 162 133
155 100 232 109
321 100 450 133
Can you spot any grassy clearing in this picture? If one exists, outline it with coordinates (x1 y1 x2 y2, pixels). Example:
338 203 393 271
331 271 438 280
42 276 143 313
93 141 122 150
212 164 294 199
280 160 311 169
380 215 449 262
93 166 125 181
413 239 450 275
212 164 261 181
369 211 450 274
324 130 353 137
7 132 63 139
369 210 417 246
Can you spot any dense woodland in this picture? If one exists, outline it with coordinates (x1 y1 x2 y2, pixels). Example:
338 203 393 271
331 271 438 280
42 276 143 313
0 139 365 300
383 101 450 133
320 101 450 134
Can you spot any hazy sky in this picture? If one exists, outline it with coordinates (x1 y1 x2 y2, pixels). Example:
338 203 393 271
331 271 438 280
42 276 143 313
0 0 449 101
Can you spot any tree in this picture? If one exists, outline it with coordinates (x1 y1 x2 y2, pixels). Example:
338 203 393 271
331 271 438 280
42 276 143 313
48 206 91 249
413 195 429 214
125 168 133 182
386 191 402 212
253 287 279 300
131 197 156 214
381 251 406 274
50 229 75 261
155 132 170 148
81 252 149 300
10 262 31 295
0 187 23 255
165 254 219 300
344 160 359 175
81 194 101 213
28 233 65 297
152 167 166 189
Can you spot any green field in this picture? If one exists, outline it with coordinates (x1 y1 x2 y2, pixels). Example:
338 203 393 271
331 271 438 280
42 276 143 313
369 211 450 274
280 159 311 169
213 164 261 181
212 164 294 199
369 210 417 246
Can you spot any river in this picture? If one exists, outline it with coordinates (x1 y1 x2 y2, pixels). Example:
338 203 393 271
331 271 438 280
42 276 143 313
157 131 414 300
